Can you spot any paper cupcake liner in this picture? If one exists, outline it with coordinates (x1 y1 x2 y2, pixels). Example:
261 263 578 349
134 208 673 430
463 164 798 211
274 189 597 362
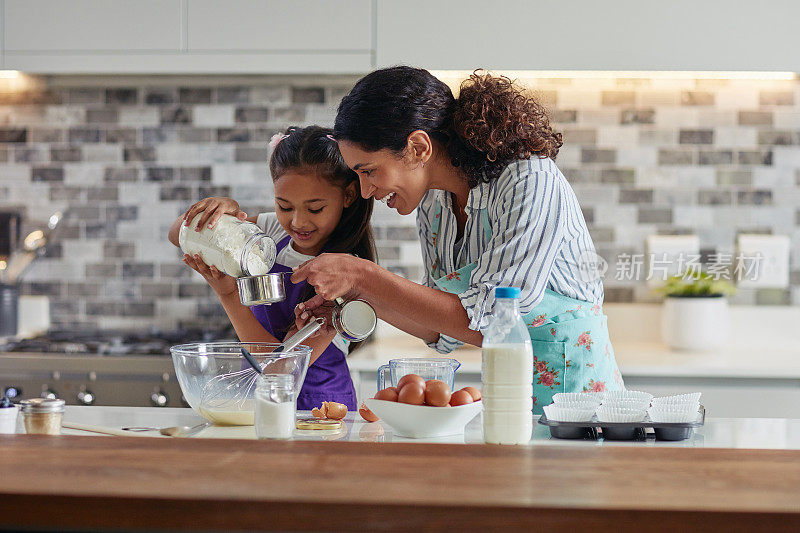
658 401 701 413
549 400 599 411
647 409 699 423
602 390 653 403
648 402 699 411
553 392 603 405
595 406 646 423
600 399 651 410
543 404 596 422
651 393 702 405
647 404 699 417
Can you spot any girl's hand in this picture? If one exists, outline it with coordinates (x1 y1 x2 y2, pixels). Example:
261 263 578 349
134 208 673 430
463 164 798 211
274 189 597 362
294 296 338 337
182 254 238 298
290 253 364 301
182 197 247 231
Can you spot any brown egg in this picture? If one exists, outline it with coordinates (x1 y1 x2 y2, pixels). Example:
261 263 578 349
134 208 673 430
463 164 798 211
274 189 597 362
461 386 482 402
374 387 399 402
325 401 348 420
396 374 425 391
449 390 474 406
397 382 426 405
424 379 451 407
358 402 379 422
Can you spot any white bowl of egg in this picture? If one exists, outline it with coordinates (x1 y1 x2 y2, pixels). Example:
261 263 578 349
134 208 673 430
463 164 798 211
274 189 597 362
362 374 482 438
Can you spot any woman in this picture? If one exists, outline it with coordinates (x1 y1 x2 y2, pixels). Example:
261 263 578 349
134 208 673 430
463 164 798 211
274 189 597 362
292 66 624 411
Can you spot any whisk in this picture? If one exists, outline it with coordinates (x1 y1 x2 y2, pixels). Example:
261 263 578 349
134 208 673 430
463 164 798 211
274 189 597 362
199 317 324 415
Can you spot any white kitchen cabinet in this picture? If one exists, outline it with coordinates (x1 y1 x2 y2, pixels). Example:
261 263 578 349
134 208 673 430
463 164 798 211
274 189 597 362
183 0 373 73
5 0 798 74
4 0 182 51
376 0 800 72
3 0 373 73
4 0 182 72
187 0 371 54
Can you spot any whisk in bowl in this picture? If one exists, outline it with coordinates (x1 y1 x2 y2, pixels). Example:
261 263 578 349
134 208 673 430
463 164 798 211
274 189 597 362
198 318 324 425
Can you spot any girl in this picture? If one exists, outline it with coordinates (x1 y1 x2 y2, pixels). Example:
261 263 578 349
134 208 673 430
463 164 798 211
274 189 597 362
292 67 624 412
168 125 375 411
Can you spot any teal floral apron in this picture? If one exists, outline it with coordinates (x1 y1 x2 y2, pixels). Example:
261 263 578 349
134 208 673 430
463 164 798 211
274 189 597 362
429 203 625 414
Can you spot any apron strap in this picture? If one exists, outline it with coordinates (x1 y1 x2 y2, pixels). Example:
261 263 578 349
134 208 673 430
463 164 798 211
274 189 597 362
276 234 292 252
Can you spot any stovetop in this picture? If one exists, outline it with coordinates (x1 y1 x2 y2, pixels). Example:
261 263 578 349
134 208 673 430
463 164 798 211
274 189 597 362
0 326 235 356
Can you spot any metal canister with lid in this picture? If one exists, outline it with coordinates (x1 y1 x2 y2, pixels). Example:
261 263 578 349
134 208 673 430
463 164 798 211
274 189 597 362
20 398 65 435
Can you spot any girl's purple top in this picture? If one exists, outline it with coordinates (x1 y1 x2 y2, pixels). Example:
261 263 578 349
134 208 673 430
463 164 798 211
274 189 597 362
250 236 357 411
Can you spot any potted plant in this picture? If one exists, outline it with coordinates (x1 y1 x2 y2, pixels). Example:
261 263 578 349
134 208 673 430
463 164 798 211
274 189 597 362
656 271 736 351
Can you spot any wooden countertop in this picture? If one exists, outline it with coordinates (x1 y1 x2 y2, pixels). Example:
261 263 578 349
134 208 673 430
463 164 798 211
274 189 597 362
2 434 800 532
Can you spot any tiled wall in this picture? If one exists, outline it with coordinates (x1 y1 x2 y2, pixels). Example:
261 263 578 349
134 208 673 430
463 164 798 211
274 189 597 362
1 74 798 331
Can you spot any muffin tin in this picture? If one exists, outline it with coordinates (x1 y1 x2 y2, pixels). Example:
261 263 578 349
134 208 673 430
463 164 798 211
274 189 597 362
538 405 705 441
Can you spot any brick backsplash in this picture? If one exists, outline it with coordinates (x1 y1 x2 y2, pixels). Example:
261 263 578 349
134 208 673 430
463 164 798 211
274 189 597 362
1 74 799 331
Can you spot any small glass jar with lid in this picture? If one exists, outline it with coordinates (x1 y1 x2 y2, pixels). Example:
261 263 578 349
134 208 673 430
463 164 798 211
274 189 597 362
254 374 295 440
20 398 65 435
178 213 277 279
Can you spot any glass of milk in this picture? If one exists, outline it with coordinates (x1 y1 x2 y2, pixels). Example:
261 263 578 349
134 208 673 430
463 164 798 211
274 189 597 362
254 374 295 440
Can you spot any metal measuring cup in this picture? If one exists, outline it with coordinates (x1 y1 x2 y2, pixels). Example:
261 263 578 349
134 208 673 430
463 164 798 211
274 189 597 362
331 297 377 341
237 272 287 306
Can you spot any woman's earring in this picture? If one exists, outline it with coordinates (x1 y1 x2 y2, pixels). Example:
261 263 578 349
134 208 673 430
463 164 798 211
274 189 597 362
421 162 425 168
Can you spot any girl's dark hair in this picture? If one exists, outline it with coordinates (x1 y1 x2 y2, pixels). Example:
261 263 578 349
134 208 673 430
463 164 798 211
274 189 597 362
333 66 563 188
270 125 376 350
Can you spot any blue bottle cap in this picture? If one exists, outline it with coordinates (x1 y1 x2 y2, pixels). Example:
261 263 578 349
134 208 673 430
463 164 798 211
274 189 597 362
495 287 521 298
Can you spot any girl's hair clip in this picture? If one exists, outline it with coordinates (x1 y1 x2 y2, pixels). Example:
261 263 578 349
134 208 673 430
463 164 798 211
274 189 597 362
326 134 337 142
269 132 289 151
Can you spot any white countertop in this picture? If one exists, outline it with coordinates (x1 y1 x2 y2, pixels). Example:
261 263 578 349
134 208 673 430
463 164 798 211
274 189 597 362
51 405 800 450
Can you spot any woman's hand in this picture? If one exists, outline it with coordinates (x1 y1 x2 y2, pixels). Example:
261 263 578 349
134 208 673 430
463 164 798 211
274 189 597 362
182 197 247 231
290 253 365 301
182 253 238 298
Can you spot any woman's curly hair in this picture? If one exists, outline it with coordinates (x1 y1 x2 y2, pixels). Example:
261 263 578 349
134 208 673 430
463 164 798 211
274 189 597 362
452 71 562 182
333 66 562 188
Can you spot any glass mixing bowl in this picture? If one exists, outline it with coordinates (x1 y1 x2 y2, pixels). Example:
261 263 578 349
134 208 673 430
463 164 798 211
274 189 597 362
170 342 310 426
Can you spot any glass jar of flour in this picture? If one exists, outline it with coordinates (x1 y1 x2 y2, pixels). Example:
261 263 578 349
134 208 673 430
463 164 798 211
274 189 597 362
179 214 277 279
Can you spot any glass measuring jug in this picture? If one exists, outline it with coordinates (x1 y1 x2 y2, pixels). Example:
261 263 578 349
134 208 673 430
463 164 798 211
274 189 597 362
377 357 461 392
